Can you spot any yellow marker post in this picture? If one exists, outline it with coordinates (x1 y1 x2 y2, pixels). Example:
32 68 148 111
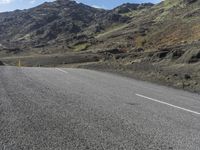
18 59 21 67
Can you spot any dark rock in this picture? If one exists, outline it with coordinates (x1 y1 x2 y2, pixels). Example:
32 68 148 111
184 74 191 80
189 51 200 63
100 48 125 54
166 49 185 60
33 44 46 48
171 50 185 59
0 61 4 65
4 48 21 54
136 48 144 52
154 51 169 59
173 73 178 77
184 0 197 4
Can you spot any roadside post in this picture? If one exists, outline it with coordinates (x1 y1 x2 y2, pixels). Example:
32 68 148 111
18 59 21 67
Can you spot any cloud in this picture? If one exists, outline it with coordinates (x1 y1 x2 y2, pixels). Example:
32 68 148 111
0 0 13 4
92 5 106 9
29 0 36 4
29 0 55 5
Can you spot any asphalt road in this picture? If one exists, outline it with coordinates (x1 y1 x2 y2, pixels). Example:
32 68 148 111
0 66 200 150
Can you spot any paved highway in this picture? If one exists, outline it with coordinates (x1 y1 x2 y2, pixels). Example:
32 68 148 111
0 66 200 150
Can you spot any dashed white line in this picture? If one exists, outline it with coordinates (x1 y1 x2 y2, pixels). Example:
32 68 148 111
136 93 200 115
56 68 69 74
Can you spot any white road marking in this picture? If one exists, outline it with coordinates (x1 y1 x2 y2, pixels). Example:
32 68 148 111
56 68 68 74
136 94 200 115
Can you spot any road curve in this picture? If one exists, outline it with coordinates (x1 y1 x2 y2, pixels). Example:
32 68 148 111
0 66 200 150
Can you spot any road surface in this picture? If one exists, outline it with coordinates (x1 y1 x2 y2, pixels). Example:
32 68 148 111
0 66 200 150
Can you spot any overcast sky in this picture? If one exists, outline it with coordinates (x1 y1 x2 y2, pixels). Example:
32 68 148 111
0 0 161 12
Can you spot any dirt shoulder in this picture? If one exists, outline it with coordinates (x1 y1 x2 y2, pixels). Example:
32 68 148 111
76 61 200 94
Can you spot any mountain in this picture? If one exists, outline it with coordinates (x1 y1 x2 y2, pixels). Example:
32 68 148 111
0 0 152 54
1 0 200 53
0 0 131 53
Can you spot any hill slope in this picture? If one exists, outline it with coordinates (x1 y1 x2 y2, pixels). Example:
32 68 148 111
0 0 153 54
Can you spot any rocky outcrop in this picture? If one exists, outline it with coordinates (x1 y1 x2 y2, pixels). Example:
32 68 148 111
113 3 154 14
184 0 198 4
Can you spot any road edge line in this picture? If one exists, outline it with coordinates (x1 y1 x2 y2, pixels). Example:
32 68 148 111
56 68 68 74
136 93 200 115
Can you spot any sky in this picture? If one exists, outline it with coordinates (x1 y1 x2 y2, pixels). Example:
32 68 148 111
0 0 161 12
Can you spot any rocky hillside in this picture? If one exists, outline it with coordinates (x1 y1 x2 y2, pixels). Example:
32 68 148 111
0 0 153 54
1 0 200 54
0 0 105 50
90 0 200 49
